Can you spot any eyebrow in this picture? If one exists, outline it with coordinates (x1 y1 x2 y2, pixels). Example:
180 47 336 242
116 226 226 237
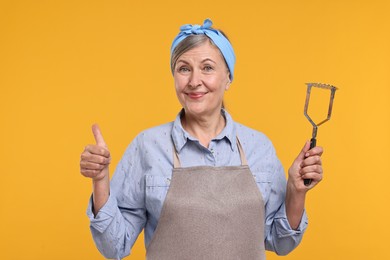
201 58 217 64
176 58 217 65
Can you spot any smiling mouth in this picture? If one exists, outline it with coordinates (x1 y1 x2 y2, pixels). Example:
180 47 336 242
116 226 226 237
186 92 208 99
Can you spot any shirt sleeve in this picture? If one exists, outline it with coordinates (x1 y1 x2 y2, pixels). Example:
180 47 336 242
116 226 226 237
86 136 147 259
264 158 308 255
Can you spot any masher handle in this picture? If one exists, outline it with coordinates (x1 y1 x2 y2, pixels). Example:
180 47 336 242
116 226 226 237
303 138 316 186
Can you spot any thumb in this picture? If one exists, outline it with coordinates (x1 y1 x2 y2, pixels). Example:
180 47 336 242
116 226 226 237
92 124 107 147
295 140 311 162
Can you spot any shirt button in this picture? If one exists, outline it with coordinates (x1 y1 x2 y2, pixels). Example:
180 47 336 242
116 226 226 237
206 153 214 163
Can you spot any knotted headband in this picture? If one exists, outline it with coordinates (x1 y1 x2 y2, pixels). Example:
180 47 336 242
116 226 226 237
170 19 236 81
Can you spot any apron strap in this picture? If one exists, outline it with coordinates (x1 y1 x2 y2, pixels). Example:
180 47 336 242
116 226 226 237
236 137 248 166
172 136 248 168
173 146 181 168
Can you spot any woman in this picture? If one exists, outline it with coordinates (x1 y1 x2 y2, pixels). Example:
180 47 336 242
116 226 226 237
80 19 323 260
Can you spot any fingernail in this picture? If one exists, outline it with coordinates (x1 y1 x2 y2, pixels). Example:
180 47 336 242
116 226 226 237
305 152 310 157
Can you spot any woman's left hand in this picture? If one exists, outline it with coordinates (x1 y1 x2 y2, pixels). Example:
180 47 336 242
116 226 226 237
288 141 324 192
285 141 323 229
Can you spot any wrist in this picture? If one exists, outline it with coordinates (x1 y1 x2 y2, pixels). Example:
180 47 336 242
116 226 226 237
288 178 307 195
92 166 110 182
92 171 110 215
286 180 307 229
92 170 110 193
286 179 307 209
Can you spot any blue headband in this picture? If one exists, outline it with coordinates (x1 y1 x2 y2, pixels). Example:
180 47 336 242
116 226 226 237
171 19 236 81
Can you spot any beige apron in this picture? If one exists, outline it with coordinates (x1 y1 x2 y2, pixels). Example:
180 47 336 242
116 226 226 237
146 138 265 260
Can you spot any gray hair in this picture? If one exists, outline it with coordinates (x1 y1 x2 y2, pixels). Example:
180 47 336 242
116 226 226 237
170 33 230 75
171 34 212 73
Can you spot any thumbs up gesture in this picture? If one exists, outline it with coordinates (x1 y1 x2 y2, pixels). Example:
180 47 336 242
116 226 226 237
80 124 111 181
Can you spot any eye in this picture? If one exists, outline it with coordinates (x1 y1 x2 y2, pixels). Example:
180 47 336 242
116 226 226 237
178 66 190 73
203 65 214 72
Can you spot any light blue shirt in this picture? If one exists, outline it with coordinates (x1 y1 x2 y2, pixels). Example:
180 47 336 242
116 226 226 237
87 109 308 259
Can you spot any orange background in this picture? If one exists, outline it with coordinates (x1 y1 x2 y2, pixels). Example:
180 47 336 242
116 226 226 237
1 0 389 259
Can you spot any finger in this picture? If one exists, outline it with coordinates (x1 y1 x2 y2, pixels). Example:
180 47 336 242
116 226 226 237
80 161 106 171
300 164 323 175
301 171 323 183
305 146 324 158
80 168 102 178
81 151 111 164
83 144 111 158
301 155 322 168
92 124 107 147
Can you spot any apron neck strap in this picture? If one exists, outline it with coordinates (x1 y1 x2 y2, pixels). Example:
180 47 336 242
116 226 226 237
172 136 248 168
236 137 248 166
173 146 181 168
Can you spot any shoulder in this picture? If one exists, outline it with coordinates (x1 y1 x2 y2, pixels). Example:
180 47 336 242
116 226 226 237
127 122 174 150
136 122 173 141
119 121 174 169
235 122 273 148
234 121 277 163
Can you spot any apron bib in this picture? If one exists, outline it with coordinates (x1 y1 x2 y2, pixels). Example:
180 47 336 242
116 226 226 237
146 138 266 260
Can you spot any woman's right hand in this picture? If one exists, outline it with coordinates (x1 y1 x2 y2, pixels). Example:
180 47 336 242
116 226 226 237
80 124 111 215
80 124 111 181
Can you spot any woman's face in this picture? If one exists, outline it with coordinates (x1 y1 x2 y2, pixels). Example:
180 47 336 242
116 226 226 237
173 40 231 118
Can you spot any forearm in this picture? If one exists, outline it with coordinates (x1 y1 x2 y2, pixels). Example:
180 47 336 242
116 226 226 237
87 194 134 259
92 172 110 215
285 180 307 230
263 164 308 255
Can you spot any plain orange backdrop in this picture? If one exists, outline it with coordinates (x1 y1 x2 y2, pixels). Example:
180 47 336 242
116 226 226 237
1 0 389 259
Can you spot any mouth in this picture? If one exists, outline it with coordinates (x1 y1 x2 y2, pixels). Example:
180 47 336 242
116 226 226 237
186 92 208 99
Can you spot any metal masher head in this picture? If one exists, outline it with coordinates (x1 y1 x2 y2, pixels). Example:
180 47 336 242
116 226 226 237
304 83 338 141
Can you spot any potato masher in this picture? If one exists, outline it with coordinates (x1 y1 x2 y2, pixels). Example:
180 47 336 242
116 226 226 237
304 82 338 186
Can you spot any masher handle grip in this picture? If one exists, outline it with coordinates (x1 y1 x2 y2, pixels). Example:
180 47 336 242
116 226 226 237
309 137 316 149
303 138 316 186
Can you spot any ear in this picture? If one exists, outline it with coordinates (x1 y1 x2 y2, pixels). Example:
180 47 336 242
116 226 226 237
225 74 231 90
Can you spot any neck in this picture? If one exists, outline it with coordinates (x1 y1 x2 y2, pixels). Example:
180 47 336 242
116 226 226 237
181 109 225 148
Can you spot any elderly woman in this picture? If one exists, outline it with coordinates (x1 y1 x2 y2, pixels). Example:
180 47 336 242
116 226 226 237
80 19 323 260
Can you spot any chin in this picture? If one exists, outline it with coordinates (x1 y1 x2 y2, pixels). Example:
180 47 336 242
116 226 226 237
184 103 220 117
183 102 204 113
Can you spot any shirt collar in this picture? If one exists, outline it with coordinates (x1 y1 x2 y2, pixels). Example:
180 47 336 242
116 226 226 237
171 109 237 152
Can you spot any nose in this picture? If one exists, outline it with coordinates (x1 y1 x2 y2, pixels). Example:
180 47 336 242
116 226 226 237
188 69 202 88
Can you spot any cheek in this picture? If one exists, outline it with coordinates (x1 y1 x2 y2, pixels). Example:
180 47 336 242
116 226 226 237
174 75 186 90
208 77 227 93
174 77 186 103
